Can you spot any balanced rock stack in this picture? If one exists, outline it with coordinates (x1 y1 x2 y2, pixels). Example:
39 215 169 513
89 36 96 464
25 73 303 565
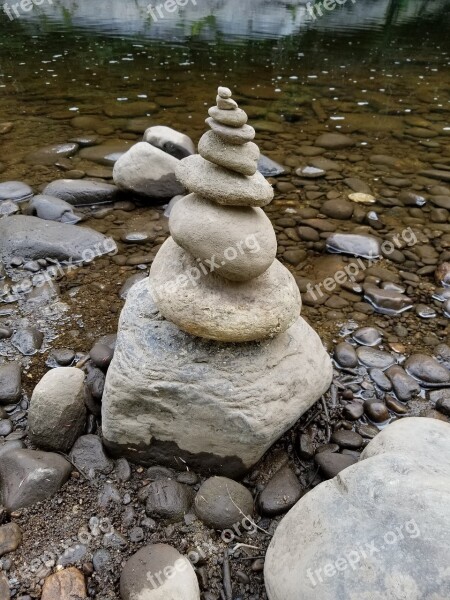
149 86 300 341
102 87 332 477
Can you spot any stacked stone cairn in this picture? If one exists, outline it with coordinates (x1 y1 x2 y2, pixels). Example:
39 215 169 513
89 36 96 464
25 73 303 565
102 86 332 477
150 86 301 342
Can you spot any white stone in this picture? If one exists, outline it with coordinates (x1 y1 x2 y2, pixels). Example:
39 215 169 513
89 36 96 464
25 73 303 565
102 279 332 477
216 95 238 110
113 142 185 200
218 86 232 98
206 117 256 144
150 237 300 341
198 130 259 176
169 193 276 281
143 125 196 159
176 154 273 207
265 417 450 600
208 106 248 127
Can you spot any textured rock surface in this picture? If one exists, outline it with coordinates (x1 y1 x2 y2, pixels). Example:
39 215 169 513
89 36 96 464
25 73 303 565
265 417 450 600
194 476 254 529
198 130 259 176
41 567 87 600
102 280 332 477
0 215 111 262
120 544 200 600
0 449 71 512
150 238 301 342
42 179 118 206
176 154 273 207
113 142 185 200
169 193 277 281
29 367 87 453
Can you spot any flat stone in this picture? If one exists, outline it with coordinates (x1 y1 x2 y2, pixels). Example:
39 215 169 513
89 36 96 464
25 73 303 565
29 368 87 453
364 400 389 422
369 368 393 391
0 215 112 263
42 180 118 206
194 476 253 528
352 327 382 346
430 389 450 416
321 199 353 219
113 142 185 201
0 449 71 512
78 140 132 165
405 354 450 386
334 342 358 368
364 287 413 316
314 452 357 479
176 154 273 207
169 193 276 282
206 117 255 145
29 195 81 224
150 238 300 342
103 101 158 118
258 466 302 517
0 200 19 216
420 170 450 182
356 346 396 370
265 418 450 600
330 430 363 449
208 106 248 127
25 143 78 166
120 544 200 599
315 133 355 149
0 181 33 202
69 435 114 477
386 365 421 402
11 327 43 356
0 572 9 599
41 567 87 600
0 522 22 557
257 155 286 177
327 233 381 259
102 279 332 477
143 125 195 159
145 480 193 522
198 130 259 176
0 362 21 405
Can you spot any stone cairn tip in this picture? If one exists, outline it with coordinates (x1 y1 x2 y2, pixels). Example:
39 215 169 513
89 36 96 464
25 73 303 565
149 86 302 342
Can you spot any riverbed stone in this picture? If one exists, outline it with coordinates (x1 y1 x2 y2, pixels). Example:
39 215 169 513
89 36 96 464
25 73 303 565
102 279 332 477
25 143 78 166
327 233 381 259
29 195 81 224
0 181 33 202
176 154 274 207
0 362 21 404
41 567 87 600
0 449 71 512
120 544 200 600
169 193 277 281
194 476 253 529
265 417 450 600
258 466 302 517
69 435 114 477
0 216 112 262
150 238 300 341
386 365 421 402
404 354 450 386
0 522 22 557
144 125 195 159
42 180 119 206
315 133 355 149
145 480 193 522
113 142 185 201
29 368 87 453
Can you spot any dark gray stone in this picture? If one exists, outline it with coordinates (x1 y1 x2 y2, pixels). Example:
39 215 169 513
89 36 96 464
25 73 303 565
194 476 253 529
69 435 114 477
386 365 421 402
145 479 193 522
405 354 450 387
0 363 21 405
314 452 357 479
259 466 302 517
28 195 82 224
42 179 119 206
11 327 43 356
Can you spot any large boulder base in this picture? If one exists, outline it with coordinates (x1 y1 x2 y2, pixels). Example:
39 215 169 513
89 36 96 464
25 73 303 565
264 417 450 600
102 279 332 478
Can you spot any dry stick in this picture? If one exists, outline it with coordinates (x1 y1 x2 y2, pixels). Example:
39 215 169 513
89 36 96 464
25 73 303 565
223 550 233 600
226 485 272 537
321 395 331 443
75 354 90 369
330 383 338 408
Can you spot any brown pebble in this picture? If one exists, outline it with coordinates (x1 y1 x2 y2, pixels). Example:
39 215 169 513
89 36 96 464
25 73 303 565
364 401 389 422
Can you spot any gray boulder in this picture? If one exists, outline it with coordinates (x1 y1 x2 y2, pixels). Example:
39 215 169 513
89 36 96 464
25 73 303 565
102 279 332 477
0 215 114 262
265 417 450 600
0 181 33 202
0 362 22 404
28 194 81 223
42 179 119 206
29 367 87 453
144 125 195 159
113 142 185 201
0 449 71 512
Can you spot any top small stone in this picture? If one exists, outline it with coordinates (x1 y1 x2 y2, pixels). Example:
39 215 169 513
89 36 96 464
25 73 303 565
218 86 232 99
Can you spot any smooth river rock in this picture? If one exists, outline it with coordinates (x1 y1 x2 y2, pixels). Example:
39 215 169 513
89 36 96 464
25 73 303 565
144 125 196 159
150 237 300 342
42 179 119 206
0 216 113 262
102 279 332 477
169 193 277 281
265 417 450 600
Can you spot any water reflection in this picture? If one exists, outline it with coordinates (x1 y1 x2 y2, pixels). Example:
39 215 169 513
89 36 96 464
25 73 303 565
5 0 450 41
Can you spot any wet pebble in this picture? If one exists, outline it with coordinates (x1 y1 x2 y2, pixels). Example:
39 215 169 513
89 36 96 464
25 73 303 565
405 354 450 386
343 402 364 420
364 401 389 423
327 233 381 259
89 343 114 371
334 342 358 368
258 466 302 517
314 452 357 479
415 304 437 319
0 420 13 437
385 396 409 414
330 430 363 449
11 327 44 356
369 368 393 391
321 199 353 220
352 327 382 346
364 287 413 316
356 347 396 370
